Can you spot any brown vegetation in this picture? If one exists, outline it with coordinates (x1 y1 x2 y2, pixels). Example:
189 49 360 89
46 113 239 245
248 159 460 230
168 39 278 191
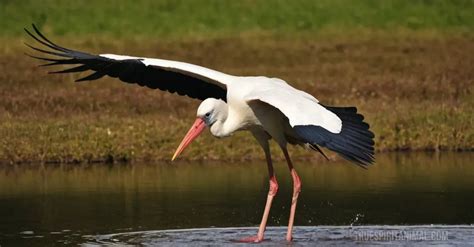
0 33 473 164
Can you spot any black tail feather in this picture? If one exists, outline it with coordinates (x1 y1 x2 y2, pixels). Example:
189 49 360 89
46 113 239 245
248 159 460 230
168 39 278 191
308 144 329 161
294 106 375 167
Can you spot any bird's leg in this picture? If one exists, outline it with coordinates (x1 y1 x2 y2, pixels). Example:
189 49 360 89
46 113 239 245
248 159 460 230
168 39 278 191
257 154 278 240
239 135 277 243
282 147 301 242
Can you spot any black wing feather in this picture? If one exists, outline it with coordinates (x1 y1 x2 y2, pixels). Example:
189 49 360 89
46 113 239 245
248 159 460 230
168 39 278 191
24 24 227 101
75 71 108 82
50 65 90 74
294 106 375 168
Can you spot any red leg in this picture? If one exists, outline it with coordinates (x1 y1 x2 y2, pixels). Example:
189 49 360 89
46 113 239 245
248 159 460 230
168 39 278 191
286 169 301 241
238 176 278 243
282 147 301 242
238 134 277 243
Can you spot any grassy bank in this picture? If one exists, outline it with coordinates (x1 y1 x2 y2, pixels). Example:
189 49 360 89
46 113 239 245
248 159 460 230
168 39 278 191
0 1 473 164
1 34 473 164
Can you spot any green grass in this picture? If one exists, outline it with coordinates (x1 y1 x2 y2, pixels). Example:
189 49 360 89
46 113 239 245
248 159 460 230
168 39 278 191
1 0 474 39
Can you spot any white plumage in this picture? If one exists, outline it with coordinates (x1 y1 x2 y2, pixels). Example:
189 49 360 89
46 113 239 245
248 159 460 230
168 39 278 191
101 53 234 86
25 24 374 243
102 54 342 134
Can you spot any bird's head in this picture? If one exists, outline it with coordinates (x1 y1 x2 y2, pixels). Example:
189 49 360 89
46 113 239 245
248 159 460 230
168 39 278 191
172 98 227 161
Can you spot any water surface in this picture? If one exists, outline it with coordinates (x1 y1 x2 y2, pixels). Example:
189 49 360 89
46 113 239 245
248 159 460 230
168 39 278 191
0 153 473 245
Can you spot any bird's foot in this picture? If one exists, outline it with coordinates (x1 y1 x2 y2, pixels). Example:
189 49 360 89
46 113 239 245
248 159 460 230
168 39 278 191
236 235 264 243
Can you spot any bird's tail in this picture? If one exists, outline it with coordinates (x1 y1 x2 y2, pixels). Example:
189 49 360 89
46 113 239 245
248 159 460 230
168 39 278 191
294 106 375 168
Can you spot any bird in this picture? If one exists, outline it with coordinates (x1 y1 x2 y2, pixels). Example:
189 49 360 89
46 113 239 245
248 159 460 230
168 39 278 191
24 24 374 243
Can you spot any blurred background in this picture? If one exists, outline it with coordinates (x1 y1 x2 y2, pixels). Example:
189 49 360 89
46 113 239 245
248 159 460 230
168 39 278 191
0 0 472 163
1 1 474 245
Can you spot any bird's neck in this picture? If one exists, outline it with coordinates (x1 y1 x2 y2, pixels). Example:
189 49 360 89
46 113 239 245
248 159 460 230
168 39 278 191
209 104 239 138
210 108 229 138
210 105 252 138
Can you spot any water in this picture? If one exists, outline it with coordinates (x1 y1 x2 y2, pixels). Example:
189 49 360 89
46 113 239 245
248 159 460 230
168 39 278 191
0 153 473 246
84 226 474 246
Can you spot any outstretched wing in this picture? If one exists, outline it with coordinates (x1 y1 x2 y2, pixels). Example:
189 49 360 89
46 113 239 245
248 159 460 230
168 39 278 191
244 78 374 167
24 24 231 101
243 78 342 133
293 106 375 167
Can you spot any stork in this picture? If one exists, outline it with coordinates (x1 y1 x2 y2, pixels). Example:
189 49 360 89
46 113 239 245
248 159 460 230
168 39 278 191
25 24 374 242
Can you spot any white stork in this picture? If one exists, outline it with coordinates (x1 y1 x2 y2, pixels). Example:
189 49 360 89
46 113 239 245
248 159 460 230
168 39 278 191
25 24 374 242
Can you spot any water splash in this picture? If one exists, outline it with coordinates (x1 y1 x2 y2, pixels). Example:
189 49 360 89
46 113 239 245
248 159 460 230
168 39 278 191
350 213 365 227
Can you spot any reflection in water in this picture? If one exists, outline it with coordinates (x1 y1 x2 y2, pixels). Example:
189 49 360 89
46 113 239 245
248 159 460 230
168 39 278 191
0 153 473 245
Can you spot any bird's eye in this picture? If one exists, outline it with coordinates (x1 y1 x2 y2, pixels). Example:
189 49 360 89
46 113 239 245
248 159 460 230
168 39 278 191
205 112 211 117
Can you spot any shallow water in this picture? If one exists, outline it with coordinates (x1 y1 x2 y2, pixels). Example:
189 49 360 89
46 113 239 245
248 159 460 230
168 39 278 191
0 152 473 246
84 226 474 246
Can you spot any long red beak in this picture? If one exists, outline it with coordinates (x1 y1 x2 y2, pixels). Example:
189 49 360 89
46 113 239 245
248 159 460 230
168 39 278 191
172 118 206 161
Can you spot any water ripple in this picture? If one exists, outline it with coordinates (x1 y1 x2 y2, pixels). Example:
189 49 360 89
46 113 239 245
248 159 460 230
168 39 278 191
82 225 474 246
